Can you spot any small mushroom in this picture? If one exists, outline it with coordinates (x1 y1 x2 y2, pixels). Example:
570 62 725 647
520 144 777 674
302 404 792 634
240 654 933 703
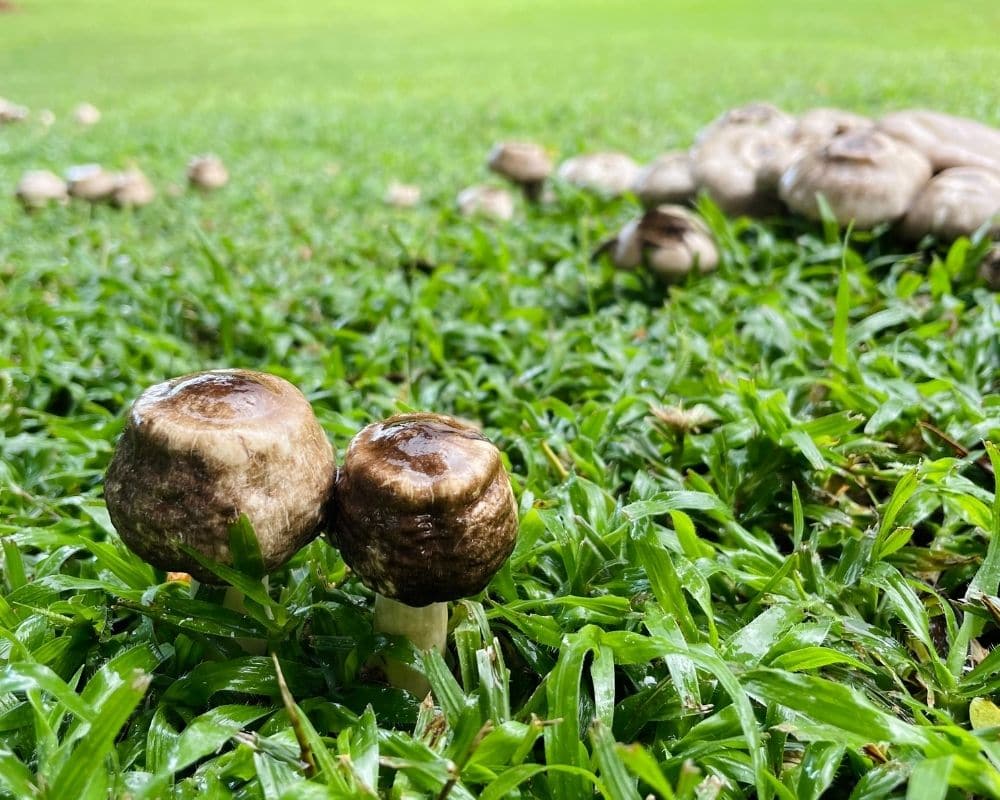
384 181 421 208
66 164 118 203
0 97 28 124
73 102 101 126
112 168 157 208
878 109 1000 173
16 170 68 209
331 413 518 694
36 109 56 127
778 130 931 229
695 101 796 144
631 152 697 208
611 205 719 282
105 369 335 584
456 185 515 220
899 167 1000 242
187 155 230 190
556 152 640 197
487 141 553 202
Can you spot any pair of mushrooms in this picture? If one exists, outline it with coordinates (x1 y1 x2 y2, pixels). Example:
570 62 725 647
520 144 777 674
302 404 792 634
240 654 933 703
104 369 518 693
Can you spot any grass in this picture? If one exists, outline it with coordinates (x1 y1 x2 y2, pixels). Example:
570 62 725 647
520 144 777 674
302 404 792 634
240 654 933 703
2 0 1000 798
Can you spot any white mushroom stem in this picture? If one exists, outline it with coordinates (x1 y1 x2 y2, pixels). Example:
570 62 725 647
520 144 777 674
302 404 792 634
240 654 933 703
373 594 448 696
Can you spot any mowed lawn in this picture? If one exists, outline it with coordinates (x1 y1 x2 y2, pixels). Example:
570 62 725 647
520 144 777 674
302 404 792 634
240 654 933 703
2 1 1000 799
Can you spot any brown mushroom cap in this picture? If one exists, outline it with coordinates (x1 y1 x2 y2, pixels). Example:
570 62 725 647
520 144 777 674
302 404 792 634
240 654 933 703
778 130 931 228
66 164 118 202
631 152 697 208
105 369 335 582
899 167 1000 242
16 170 68 208
692 126 790 216
332 413 518 607
878 110 1000 172
73 102 101 126
695 102 795 144
456 185 515 220
488 141 553 185
112 169 156 208
0 97 29 124
613 205 719 282
187 155 229 190
793 108 873 142
384 181 421 208
556 152 640 196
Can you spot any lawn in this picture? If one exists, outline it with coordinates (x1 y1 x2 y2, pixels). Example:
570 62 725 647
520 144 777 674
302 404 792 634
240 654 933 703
2 1 1000 798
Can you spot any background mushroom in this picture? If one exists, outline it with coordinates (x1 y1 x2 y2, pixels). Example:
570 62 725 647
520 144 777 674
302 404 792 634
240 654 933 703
456 184 515 220
111 168 157 208
66 164 118 203
384 181 421 208
899 167 1000 242
187 154 230 190
631 151 697 208
694 101 795 144
105 369 336 647
0 97 29 124
331 413 518 694
73 102 101 126
556 151 640 196
611 204 719 282
487 141 553 202
878 109 1000 172
16 170 68 209
778 129 931 228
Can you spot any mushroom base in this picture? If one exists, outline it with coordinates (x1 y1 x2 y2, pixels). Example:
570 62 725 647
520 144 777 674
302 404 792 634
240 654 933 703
373 594 448 696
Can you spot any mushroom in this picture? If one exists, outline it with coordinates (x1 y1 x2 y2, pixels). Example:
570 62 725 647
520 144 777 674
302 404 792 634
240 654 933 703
331 413 518 694
73 102 101 126
691 126 793 216
36 109 56 127
878 109 1000 173
15 170 68 209
456 185 515 220
695 101 796 144
112 168 157 208
187 155 230 190
793 107 873 142
610 205 719 282
487 141 553 202
899 167 1000 242
0 97 28 124
631 152 697 208
66 164 118 203
556 152 640 197
384 181 421 208
105 370 336 645
778 130 931 228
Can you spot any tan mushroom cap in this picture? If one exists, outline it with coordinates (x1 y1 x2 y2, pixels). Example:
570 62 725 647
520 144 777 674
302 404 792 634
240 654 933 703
384 181 421 208
0 97 29 124
900 167 1000 242
187 155 229 190
66 164 118 202
456 185 515 220
793 108 873 142
73 102 101 126
488 141 553 185
878 110 1000 172
556 152 640 196
104 369 335 582
778 130 931 228
613 205 718 282
631 152 697 208
332 413 518 607
695 101 795 144
112 169 156 208
16 170 68 208
692 125 790 216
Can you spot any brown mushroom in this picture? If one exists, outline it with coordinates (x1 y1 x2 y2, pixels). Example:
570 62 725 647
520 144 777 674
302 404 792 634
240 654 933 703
384 181 421 208
73 102 101 126
111 168 157 208
0 97 28 124
16 170 68 209
187 155 230 190
878 109 1000 173
631 152 697 208
556 152 640 197
331 413 518 693
778 130 931 229
899 167 1000 242
695 101 795 144
456 185 515 220
487 141 553 202
104 369 335 584
691 126 792 216
980 246 1000 291
66 164 118 203
611 205 719 282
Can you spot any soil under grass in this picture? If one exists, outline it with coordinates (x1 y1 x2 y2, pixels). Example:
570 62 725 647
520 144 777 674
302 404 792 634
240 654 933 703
1 2 999 798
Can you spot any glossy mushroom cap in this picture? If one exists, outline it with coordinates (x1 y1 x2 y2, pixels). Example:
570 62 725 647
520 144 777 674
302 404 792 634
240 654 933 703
384 181 421 208
112 169 156 208
332 413 518 607
0 97 29 124
456 185 515 220
778 130 931 228
878 110 1000 173
899 167 1000 242
105 369 335 582
66 164 118 203
631 152 697 208
612 205 719 282
692 126 790 216
488 141 553 185
16 170 68 209
556 152 640 196
73 102 101 126
187 155 230 190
